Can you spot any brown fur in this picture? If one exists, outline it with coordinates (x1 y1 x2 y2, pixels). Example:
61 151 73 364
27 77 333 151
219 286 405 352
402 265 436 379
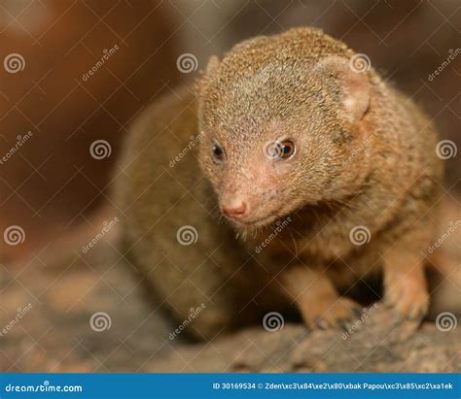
115 28 446 339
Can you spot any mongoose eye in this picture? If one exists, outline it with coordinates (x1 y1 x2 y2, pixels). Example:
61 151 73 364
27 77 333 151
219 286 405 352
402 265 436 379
211 143 224 163
279 139 296 159
265 139 296 160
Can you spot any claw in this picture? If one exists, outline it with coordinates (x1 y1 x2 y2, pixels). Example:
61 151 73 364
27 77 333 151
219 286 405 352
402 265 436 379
315 317 328 330
299 297 363 331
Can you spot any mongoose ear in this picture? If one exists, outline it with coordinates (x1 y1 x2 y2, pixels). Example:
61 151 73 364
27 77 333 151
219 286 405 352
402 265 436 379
316 55 370 123
205 55 220 74
196 55 220 98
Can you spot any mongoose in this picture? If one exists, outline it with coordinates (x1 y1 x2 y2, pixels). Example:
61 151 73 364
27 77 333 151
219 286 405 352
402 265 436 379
115 27 445 340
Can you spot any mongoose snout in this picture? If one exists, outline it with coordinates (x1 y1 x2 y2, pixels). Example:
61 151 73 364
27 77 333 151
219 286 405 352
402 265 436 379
215 138 303 227
221 200 248 219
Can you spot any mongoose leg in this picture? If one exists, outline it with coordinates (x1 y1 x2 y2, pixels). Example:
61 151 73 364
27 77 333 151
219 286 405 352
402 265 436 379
383 247 429 320
279 266 362 330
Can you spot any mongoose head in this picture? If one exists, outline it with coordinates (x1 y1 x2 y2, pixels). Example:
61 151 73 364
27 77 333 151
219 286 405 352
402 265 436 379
197 28 374 230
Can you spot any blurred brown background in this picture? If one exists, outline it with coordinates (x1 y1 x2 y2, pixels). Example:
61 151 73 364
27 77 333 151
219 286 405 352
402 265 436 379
0 0 182 261
1 0 460 261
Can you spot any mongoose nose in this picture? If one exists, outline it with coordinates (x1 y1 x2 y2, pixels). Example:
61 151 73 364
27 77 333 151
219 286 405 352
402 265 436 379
222 201 248 219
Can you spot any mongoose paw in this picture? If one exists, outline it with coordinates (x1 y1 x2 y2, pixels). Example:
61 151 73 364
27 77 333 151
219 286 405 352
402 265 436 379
299 297 363 331
384 278 429 321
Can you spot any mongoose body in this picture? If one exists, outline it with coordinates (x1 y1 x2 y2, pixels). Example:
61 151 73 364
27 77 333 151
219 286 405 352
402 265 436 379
115 28 443 339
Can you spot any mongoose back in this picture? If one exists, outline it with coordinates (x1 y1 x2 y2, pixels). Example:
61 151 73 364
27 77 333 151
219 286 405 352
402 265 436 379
115 27 444 340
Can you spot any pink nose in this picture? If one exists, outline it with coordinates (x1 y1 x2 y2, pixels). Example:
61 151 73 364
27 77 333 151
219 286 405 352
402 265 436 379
222 201 248 219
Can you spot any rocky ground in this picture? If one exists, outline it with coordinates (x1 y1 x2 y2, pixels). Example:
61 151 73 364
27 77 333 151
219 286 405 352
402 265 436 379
1 224 460 373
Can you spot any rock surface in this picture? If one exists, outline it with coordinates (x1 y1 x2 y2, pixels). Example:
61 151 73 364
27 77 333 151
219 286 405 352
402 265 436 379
148 322 461 372
1 232 460 372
